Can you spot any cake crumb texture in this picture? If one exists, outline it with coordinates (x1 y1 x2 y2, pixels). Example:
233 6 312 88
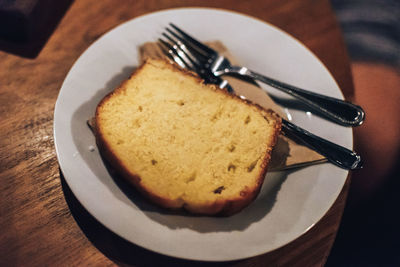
95 59 281 215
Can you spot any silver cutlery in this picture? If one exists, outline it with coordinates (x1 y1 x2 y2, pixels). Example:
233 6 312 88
164 23 365 127
158 29 363 170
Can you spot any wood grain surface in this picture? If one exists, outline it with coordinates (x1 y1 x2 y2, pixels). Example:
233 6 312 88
0 0 353 266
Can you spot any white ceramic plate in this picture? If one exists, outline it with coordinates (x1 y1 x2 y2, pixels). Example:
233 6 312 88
54 8 352 261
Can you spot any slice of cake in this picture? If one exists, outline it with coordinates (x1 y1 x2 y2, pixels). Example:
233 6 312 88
95 59 282 215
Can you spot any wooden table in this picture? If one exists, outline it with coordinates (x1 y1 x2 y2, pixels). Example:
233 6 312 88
0 0 354 266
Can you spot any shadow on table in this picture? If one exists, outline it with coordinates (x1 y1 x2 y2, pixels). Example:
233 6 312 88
60 172 240 267
0 0 73 58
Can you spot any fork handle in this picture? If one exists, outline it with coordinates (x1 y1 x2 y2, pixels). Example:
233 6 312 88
228 67 365 127
282 119 363 170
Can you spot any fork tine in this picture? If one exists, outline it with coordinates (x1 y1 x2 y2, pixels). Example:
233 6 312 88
165 28 208 65
158 39 186 69
160 33 197 71
163 31 205 66
169 23 216 57
159 27 235 94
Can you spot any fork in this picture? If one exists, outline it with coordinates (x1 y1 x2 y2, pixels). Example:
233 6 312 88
159 33 235 93
158 30 363 170
164 23 365 127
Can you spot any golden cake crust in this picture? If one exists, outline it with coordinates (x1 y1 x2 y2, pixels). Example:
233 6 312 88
94 59 281 216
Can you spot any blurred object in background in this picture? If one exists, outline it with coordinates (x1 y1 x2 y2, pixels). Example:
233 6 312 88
332 0 399 67
328 0 400 266
0 0 73 58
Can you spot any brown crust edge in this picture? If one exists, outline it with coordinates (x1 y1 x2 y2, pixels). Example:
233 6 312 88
94 59 282 216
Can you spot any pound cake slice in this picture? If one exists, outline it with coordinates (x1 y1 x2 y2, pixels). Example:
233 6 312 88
95 59 281 216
